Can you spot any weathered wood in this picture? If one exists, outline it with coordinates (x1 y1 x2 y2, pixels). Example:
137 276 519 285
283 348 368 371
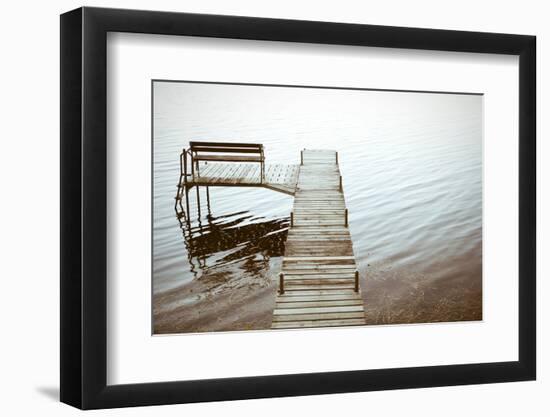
284 267 356 273
194 154 262 162
284 275 357 281
275 299 363 308
184 162 300 194
288 229 349 233
283 257 355 266
284 284 356 291
278 289 359 297
271 149 365 329
283 270 356 277
189 141 263 148
283 279 356 286
279 272 285 295
271 319 365 329
274 305 364 315
283 256 355 262
191 146 263 153
272 311 365 322
277 294 362 302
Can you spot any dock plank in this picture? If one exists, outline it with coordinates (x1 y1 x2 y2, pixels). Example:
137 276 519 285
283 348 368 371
187 162 300 194
271 319 365 329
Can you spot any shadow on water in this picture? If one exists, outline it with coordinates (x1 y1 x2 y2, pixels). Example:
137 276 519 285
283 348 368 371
175 188 289 278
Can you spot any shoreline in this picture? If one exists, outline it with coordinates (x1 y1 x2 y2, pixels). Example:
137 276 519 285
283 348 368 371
153 260 482 334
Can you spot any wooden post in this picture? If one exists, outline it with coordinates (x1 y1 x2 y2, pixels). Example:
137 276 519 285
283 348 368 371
260 148 265 183
261 161 264 184
300 150 303 166
279 273 285 294
290 212 294 227
344 209 348 227
339 175 342 192
182 150 187 186
196 186 201 219
336 151 339 165
354 270 359 292
190 151 195 179
185 188 190 224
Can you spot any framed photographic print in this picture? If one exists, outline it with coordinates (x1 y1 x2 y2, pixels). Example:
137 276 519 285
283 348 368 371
60 6 536 409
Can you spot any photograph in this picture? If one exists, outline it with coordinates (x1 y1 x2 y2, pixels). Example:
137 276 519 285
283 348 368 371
52 3 539 412
152 80 483 334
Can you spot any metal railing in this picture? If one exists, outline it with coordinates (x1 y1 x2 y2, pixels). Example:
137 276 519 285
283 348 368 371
278 270 360 294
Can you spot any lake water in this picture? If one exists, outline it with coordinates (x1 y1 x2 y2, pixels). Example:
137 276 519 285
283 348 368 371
153 82 482 331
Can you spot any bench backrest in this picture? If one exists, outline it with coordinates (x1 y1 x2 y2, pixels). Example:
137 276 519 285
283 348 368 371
189 141 263 155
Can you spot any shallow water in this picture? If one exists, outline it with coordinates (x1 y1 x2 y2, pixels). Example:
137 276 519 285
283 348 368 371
153 82 482 328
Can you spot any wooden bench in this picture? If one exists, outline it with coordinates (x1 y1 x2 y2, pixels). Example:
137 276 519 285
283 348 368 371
181 141 265 184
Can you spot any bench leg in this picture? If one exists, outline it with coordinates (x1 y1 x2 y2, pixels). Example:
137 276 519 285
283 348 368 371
261 163 264 183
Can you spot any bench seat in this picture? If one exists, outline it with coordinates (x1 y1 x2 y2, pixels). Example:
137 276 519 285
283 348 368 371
194 154 263 162
182 141 266 184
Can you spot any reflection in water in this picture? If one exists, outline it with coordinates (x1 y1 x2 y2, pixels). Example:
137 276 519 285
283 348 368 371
175 190 289 277
154 188 287 334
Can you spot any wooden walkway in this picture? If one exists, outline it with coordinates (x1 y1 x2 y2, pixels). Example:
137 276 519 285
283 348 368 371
271 150 366 329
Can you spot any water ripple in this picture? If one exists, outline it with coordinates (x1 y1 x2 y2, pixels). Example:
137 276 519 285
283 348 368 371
153 83 482 324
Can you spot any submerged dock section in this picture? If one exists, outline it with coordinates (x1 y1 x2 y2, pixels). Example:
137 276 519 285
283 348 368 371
175 143 366 330
176 141 300 203
271 150 366 329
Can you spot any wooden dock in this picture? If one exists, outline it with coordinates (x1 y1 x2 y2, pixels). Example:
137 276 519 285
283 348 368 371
271 150 366 329
175 144 366 330
190 162 300 195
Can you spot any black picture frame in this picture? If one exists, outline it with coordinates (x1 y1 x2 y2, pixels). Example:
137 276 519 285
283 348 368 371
60 6 536 410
